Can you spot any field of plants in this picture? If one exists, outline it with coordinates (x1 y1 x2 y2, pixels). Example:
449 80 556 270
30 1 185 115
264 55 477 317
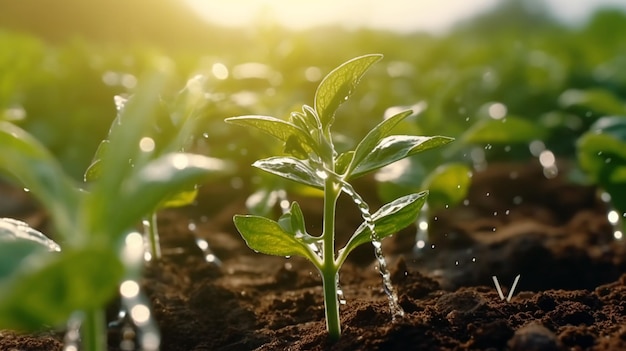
1 2 626 350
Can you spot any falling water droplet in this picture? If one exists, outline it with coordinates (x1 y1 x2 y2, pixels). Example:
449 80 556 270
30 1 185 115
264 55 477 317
336 274 347 305
341 181 404 320
600 191 624 240
413 202 430 254
189 221 221 265
63 313 82 351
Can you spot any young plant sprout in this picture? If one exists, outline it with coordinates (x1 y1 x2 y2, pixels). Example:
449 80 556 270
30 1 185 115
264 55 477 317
85 75 226 261
492 274 521 302
0 67 229 351
226 54 453 340
577 116 626 239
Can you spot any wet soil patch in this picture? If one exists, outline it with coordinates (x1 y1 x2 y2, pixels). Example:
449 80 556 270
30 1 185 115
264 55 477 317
2 162 626 350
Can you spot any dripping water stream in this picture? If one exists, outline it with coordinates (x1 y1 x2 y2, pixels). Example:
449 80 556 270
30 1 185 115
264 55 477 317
340 181 405 320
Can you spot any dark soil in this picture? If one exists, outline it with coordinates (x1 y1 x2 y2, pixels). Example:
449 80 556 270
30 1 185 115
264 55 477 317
2 161 626 351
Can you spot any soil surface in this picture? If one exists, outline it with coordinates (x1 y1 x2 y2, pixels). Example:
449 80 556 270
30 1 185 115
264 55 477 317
2 161 626 351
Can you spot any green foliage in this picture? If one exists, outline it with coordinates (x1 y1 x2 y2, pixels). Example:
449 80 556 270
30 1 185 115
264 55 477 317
577 116 626 213
0 68 230 341
226 54 451 340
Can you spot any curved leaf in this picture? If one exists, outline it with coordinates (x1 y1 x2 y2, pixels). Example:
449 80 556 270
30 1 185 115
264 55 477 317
253 156 324 189
462 116 546 144
315 54 383 128
90 153 230 240
421 163 472 210
0 122 79 239
233 215 314 260
340 191 428 263
225 115 317 157
351 135 454 179
0 247 124 331
348 109 414 176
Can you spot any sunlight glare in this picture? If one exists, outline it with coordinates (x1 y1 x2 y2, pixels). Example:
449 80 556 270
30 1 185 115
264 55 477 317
183 0 500 33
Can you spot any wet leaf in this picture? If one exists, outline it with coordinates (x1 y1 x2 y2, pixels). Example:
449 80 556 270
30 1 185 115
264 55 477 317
351 135 453 178
341 191 428 261
233 215 313 259
0 122 79 239
253 156 324 189
315 54 383 129
225 115 316 157
348 109 414 176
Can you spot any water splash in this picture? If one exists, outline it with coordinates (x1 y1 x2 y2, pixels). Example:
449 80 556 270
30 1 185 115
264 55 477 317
336 274 347 305
340 182 404 320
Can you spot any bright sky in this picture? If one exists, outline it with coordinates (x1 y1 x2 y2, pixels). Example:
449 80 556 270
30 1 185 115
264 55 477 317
185 0 626 33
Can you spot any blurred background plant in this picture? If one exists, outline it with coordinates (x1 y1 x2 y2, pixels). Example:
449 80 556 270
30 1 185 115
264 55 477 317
1 0 625 232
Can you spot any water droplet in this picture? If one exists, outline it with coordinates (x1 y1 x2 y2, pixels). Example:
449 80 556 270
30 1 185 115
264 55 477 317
315 169 328 180
513 196 523 205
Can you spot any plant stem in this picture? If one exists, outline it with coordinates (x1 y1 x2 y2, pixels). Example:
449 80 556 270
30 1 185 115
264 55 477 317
322 176 342 341
81 308 106 351
143 211 161 260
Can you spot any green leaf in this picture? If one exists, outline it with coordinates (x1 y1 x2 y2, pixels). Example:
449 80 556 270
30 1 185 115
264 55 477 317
577 117 626 213
89 69 172 210
0 241 52 280
348 109 414 176
315 54 383 129
421 163 472 210
0 218 60 254
589 116 626 141
158 187 198 209
83 140 109 182
559 88 626 115
462 116 546 144
341 191 428 263
351 135 454 178
225 115 317 157
0 247 124 331
233 215 314 259
253 156 324 189
0 122 79 240
92 153 230 240
277 202 315 243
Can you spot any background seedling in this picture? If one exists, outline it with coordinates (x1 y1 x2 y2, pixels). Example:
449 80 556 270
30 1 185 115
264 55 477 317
84 74 228 261
0 66 230 351
226 54 453 340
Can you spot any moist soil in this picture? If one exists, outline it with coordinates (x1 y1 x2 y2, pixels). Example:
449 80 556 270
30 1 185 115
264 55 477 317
2 161 626 351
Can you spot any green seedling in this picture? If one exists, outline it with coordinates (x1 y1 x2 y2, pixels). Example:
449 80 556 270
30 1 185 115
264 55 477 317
226 54 453 340
577 115 626 237
0 67 229 351
85 75 225 261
